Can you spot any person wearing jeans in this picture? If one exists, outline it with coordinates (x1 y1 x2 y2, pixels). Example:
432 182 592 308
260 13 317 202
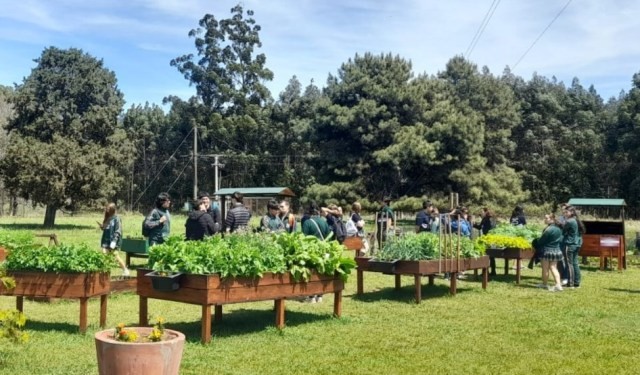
563 206 584 288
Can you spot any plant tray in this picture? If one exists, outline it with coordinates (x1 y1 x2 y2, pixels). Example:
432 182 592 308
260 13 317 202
366 259 399 274
146 271 183 292
121 238 149 254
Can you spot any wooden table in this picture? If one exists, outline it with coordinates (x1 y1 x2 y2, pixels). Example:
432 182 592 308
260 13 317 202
355 256 489 303
485 248 534 284
136 269 345 344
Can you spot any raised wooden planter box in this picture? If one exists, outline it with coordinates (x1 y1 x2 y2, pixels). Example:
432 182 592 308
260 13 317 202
356 256 489 303
121 238 150 267
485 247 534 284
0 271 110 333
136 269 345 344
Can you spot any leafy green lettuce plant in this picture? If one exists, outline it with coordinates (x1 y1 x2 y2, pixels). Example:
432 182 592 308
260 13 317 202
5 243 115 273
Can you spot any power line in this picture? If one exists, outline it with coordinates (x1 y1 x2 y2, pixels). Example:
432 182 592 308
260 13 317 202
464 0 501 58
512 0 573 71
132 127 194 206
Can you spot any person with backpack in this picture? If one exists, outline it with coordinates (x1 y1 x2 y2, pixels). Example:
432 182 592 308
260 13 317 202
185 198 217 240
99 203 128 276
261 199 285 233
279 200 297 233
143 192 171 246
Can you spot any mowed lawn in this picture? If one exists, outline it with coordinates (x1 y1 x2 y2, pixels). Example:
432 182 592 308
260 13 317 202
1 214 640 374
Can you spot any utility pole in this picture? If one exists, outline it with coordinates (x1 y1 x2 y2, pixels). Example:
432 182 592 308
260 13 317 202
193 120 198 200
212 155 224 193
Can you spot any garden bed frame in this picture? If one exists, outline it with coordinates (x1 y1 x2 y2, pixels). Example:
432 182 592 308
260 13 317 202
0 271 110 333
355 256 489 303
485 248 534 284
136 269 344 344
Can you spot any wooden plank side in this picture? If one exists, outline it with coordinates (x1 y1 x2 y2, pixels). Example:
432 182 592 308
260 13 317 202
3 272 109 298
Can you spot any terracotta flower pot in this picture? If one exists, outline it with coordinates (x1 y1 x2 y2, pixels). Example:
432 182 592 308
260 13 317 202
95 327 185 375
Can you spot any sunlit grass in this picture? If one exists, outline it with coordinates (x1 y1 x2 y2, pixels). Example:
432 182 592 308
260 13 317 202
1 215 640 374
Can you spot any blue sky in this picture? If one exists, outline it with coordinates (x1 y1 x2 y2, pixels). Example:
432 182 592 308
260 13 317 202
1 0 639 108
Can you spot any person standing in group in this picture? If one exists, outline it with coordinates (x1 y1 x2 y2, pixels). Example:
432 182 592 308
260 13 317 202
377 197 394 249
185 198 217 240
510 205 527 226
279 200 297 233
430 208 440 234
144 192 171 246
450 208 471 237
349 201 369 255
99 203 129 276
198 191 222 234
562 206 584 288
536 213 564 292
225 191 251 233
260 199 285 233
415 201 433 233
302 201 331 240
301 201 330 303
475 207 497 275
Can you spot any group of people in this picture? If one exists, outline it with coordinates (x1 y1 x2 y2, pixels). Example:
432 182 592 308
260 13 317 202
532 205 584 291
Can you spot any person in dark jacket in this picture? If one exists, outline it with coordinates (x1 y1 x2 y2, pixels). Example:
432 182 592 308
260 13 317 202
143 192 171 246
562 206 585 288
536 213 564 292
99 202 128 276
185 198 217 240
510 205 527 226
198 191 221 234
415 201 433 233
474 207 497 275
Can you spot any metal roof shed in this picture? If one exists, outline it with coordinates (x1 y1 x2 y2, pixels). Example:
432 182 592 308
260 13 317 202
567 197 626 270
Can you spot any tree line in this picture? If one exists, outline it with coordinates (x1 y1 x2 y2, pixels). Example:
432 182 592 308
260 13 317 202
1 5 640 227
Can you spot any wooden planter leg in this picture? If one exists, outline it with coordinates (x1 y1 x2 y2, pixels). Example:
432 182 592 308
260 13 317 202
504 259 509 275
450 274 457 295
482 268 488 289
333 290 343 318
99 294 108 328
16 296 24 312
428 275 434 286
357 269 364 295
516 259 522 284
126 253 131 268
414 275 422 304
395 274 402 290
139 296 148 326
79 297 88 333
274 299 285 328
202 305 212 344
214 305 223 322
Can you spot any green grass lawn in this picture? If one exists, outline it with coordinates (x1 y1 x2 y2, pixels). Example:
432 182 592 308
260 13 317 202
2 214 640 374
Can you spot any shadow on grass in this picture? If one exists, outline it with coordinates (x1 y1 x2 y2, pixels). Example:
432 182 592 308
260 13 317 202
26 320 84 335
488 274 540 284
0 223 95 230
607 287 640 294
351 282 476 304
169 308 335 342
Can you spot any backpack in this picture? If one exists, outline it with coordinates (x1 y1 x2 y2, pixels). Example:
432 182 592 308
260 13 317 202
142 218 151 237
332 217 347 244
345 218 358 237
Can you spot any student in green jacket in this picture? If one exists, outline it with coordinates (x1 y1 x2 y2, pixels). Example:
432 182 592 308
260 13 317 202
536 213 564 292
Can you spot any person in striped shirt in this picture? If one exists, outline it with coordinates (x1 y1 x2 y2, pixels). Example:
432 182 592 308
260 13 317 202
225 191 251 233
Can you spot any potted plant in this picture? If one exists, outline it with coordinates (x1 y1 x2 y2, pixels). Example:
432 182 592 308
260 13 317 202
1 243 116 333
95 317 184 375
145 268 184 292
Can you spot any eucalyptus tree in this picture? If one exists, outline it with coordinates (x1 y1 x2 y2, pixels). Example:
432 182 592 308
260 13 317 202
0 47 130 227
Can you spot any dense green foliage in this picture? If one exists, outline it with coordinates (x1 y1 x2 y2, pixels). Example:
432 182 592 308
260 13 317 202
488 223 541 241
4 243 115 273
376 232 484 261
0 47 131 226
0 230 34 250
148 232 356 281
